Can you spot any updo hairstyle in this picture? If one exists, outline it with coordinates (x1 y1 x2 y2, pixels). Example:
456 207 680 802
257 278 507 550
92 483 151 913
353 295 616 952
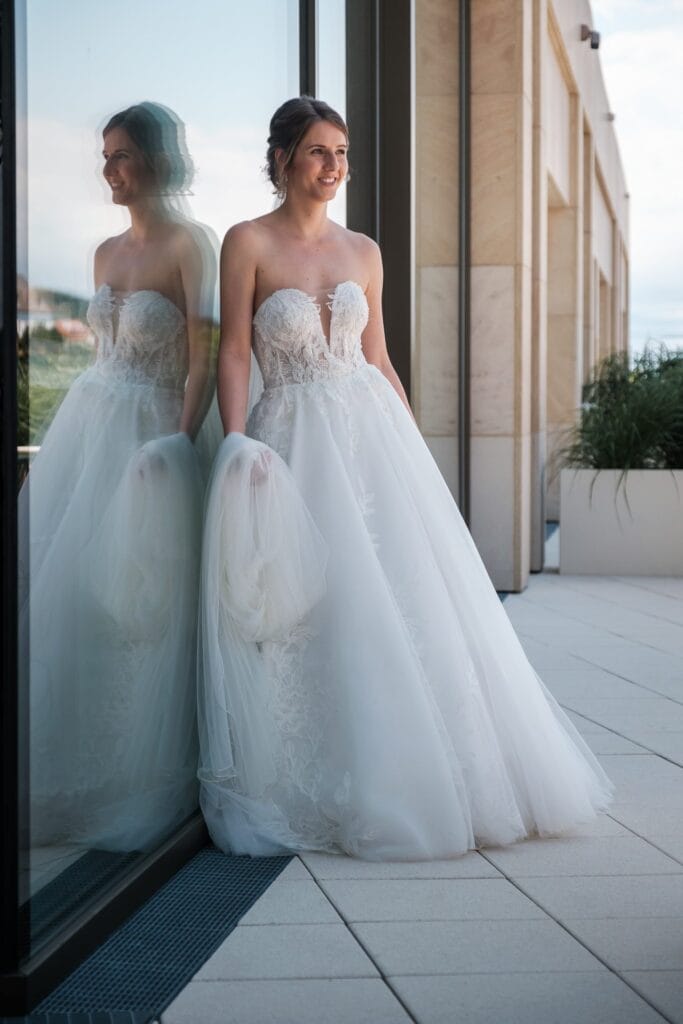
266 95 349 198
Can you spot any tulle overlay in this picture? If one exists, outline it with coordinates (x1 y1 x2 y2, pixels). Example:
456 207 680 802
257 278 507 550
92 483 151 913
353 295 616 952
199 281 614 860
23 287 207 851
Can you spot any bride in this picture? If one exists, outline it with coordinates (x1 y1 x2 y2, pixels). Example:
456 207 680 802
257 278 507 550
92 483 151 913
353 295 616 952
198 96 614 861
24 102 216 852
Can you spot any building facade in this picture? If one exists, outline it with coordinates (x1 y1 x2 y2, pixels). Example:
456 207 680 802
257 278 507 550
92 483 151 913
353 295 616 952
413 0 629 590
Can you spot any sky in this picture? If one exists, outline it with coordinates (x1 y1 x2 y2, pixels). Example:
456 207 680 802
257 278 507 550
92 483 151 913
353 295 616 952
591 0 683 354
20 0 345 310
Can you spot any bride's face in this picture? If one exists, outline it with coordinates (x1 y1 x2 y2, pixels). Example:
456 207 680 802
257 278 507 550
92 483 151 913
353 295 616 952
102 126 155 206
285 120 348 202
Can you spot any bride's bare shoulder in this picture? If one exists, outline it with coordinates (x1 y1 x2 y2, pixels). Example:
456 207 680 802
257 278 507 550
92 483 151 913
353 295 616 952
94 230 127 260
221 216 275 257
336 224 379 257
343 228 381 279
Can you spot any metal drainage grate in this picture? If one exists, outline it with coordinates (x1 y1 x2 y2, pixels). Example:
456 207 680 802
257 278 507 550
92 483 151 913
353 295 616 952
7 846 291 1024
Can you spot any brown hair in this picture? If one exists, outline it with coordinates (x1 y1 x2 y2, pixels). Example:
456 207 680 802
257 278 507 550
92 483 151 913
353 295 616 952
103 101 194 194
266 95 349 198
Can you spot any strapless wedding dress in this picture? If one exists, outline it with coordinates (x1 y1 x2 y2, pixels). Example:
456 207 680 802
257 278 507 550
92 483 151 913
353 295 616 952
22 285 203 851
198 280 614 861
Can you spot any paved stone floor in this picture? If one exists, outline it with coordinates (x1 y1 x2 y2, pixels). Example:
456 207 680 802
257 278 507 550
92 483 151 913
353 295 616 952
162 572 683 1024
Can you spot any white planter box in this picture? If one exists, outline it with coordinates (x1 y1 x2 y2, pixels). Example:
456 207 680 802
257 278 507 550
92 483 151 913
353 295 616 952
560 468 683 575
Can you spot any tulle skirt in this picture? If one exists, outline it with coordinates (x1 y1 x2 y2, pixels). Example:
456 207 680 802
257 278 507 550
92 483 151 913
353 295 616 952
198 363 614 861
22 365 204 851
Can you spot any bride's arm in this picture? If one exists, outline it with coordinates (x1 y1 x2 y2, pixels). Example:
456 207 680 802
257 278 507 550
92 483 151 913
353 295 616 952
93 238 114 356
179 228 215 439
217 223 257 436
360 238 416 421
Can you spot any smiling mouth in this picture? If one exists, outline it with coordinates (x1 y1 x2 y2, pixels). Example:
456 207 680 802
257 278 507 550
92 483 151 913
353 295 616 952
319 177 337 185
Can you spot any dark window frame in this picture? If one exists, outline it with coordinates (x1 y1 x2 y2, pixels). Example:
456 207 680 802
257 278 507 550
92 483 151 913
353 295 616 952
347 0 472 522
346 0 413 396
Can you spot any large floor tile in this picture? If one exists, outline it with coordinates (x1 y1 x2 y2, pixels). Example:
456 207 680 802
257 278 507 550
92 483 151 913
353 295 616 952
520 644 590 672
627 629 683 660
541 670 654 702
560 699 683 735
550 578 683 624
300 850 499 879
564 917 683 971
631 733 683 764
540 635 645 653
195 923 377 981
279 857 312 880
567 652 683 701
584 733 648 755
483 836 683 877
610 804 683 838
516 620 604 639
517 874 683 919
614 576 683 601
597 756 683 803
563 710 613 735
162 978 411 1024
598 754 683 787
624 971 683 1024
319 877 544 922
562 815 630 838
352 919 603 975
239 880 341 925
649 836 683 863
392 971 665 1024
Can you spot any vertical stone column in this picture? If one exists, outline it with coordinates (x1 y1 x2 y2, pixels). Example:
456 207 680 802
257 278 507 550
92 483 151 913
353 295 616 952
530 0 548 572
620 246 630 355
546 92 584 521
582 129 596 380
413 0 460 496
611 219 621 354
470 0 533 590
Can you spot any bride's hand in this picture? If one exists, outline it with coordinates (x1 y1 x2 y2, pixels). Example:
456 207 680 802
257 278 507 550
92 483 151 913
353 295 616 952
250 450 271 485
135 446 167 481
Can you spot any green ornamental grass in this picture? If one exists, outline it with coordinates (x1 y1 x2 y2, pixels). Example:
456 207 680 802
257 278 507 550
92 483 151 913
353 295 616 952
560 346 683 472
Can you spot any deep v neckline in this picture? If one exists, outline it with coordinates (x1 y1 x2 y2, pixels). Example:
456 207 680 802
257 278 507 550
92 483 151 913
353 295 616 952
253 280 365 349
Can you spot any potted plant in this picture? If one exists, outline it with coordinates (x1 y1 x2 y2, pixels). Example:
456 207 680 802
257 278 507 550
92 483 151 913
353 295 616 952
556 347 683 574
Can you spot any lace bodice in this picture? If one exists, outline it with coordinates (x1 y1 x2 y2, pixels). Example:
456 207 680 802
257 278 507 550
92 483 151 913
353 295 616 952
252 280 369 388
87 285 189 390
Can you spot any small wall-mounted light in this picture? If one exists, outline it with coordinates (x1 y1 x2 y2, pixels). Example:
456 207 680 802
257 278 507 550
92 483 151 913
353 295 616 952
580 23 600 49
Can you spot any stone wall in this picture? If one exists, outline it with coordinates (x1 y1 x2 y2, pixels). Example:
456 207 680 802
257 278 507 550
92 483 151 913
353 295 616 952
412 0 629 589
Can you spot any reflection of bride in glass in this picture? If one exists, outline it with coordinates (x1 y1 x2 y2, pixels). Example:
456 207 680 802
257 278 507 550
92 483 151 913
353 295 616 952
22 102 215 852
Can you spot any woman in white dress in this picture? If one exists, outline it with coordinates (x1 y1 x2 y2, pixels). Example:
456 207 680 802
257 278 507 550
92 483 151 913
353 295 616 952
198 96 614 861
24 102 216 852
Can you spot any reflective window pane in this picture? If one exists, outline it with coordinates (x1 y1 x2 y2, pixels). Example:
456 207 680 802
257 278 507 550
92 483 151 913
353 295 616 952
317 0 347 226
18 0 298 956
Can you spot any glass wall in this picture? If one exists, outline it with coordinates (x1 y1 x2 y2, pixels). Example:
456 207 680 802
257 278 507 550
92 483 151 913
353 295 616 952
2 0 423 1010
13 0 301 969
317 0 347 226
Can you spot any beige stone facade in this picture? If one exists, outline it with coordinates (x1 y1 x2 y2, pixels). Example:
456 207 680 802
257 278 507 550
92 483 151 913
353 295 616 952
412 0 629 591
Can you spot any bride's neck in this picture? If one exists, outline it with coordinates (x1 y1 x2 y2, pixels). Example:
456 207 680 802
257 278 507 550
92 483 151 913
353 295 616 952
127 198 170 241
277 195 329 241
